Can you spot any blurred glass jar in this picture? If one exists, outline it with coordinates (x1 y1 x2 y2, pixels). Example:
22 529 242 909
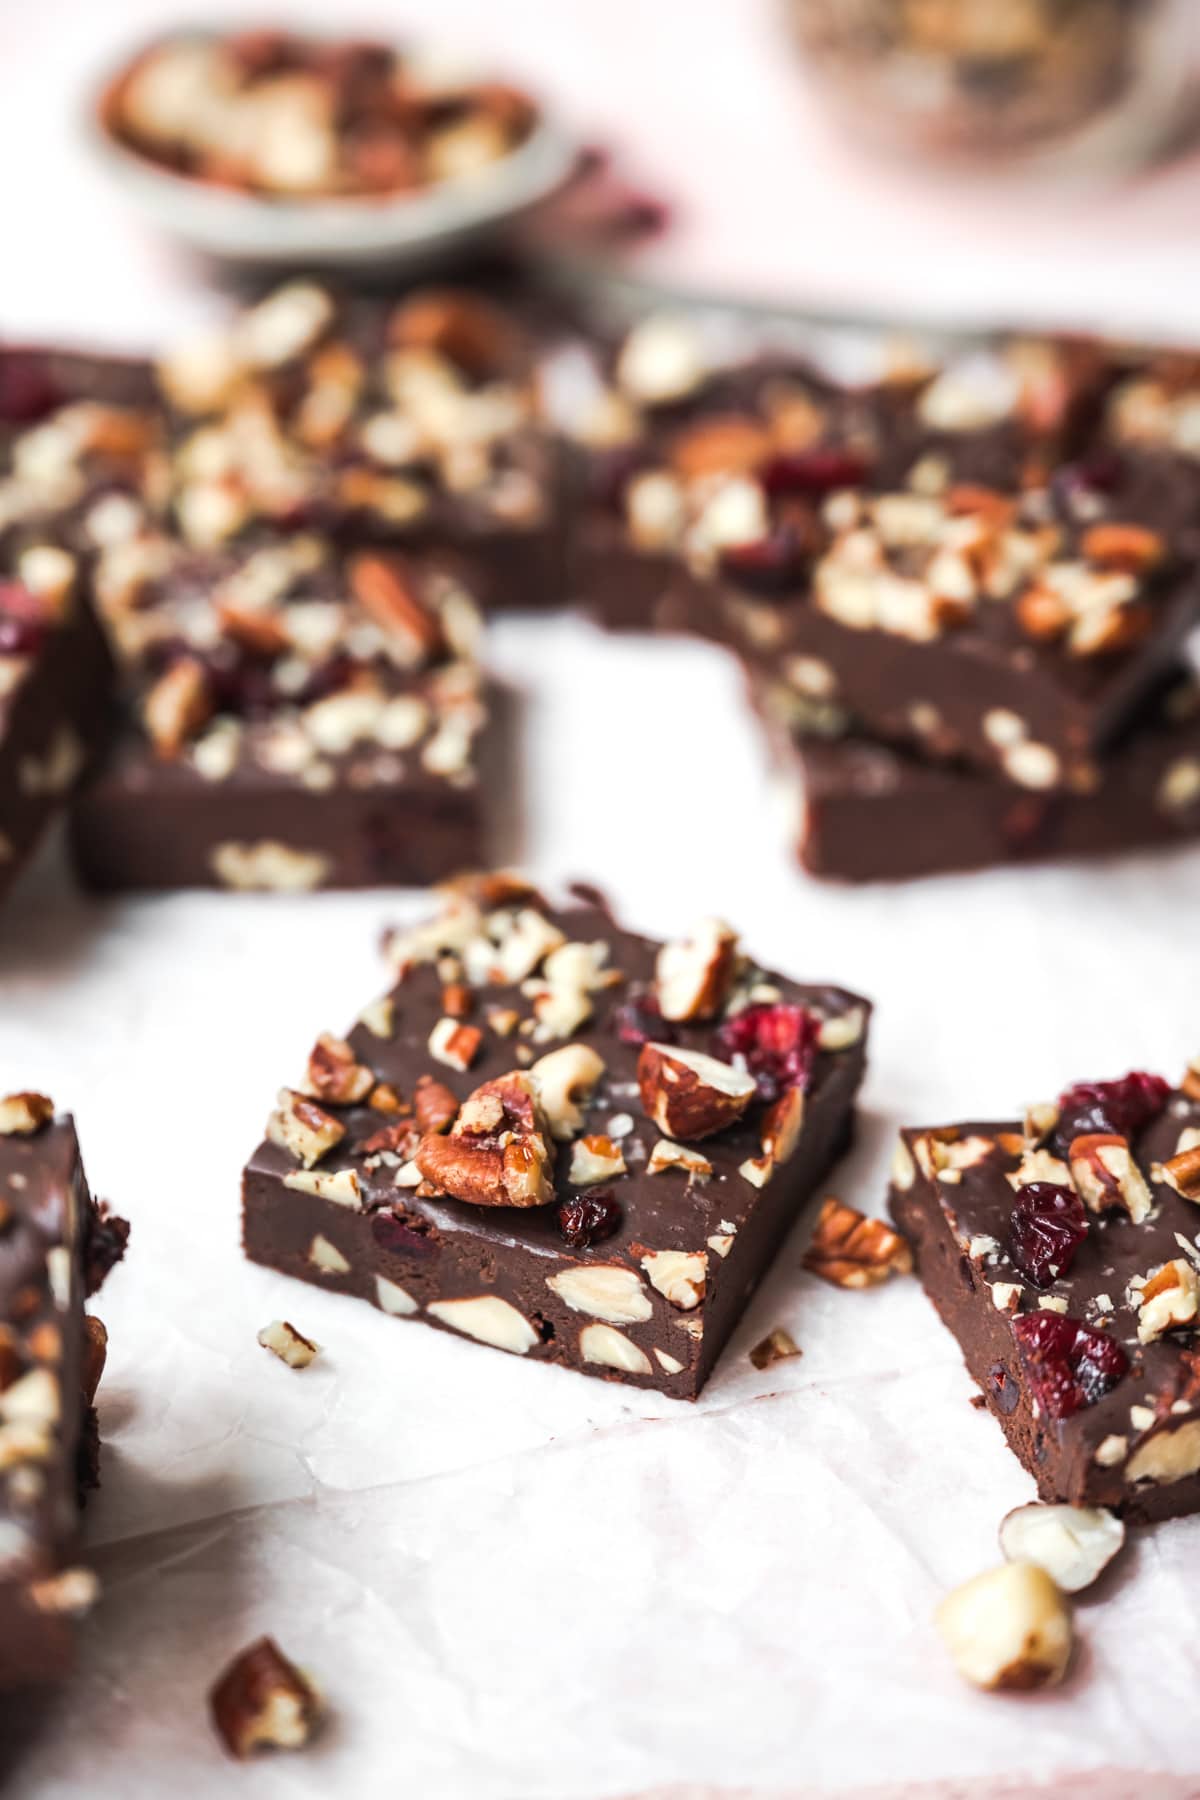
787 0 1197 171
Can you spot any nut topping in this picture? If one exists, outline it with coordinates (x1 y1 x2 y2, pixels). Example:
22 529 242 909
0 1092 53 1136
413 1075 459 1135
567 1134 626 1187
428 1017 483 1073
1135 1258 1200 1343
209 1637 322 1758
749 1328 801 1371
529 1043 605 1140
646 1139 712 1179
266 1089 346 1168
257 1320 320 1369
414 1070 553 1207
655 918 739 1021
1158 1144 1200 1202
801 1197 913 1289
303 1033 374 1105
1068 1133 1153 1224
935 1563 1072 1693
142 655 213 758
637 1043 755 1142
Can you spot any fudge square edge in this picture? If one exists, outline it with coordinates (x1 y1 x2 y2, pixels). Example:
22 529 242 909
889 1065 1200 1524
242 876 870 1397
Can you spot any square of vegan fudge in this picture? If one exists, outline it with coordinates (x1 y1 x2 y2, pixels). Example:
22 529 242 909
748 666 1200 882
720 467 1200 794
0 1093 128 1687
242 879 870 1397
69 530 498 892
155 283 567 612
889 1065 1200 1525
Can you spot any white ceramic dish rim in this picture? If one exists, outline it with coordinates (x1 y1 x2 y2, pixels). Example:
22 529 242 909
88 34 580 265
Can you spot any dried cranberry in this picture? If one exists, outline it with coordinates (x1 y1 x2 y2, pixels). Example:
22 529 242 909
1053 1070 1170 1156
612 986 674 1047
714 1003 818 1104
760 448 868 498
558 1189 622 1249
0 583 48 657
371 1209 439 1260
1012 1312 1129 1420
0 351 60 425
1008 1182 1089 1288
1051 452 1123 505
719 526 808 595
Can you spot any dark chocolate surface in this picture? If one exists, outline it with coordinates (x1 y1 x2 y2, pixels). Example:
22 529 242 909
890 1089 1200 1522
243 888 869 1397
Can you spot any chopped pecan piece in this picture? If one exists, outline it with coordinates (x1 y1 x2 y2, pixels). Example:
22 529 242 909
266 1089 346 1168
749 1327 801 1371
304 1033 374 1105
802 1197 913 1289
414 1071 553 1207
210 1636 322 1758
143 655 214 758
413 1074 459 1135
655 917 739 1022
348 553 444 664
257 1319 320 1369
1068 1133 1152 1224
1159 1144 1200 1202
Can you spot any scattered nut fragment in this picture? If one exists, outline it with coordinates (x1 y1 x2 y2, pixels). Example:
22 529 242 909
428 1017 483 1073
28 1566 100 1617
529 1043 605 1140
1069 1134 1153 1224
655 918 739 1022
637 1043 755 1142
1158 1144 1200 1202
1135 1258 1200 1343
210 1636 322 1758
413 1075 459 1135
998 1503 1124 1594
646 1139 712 1179
266 1090 346 1169
936 1563 1073 1693
802 1198 913 1289
568 1134 626 1186
0 1093 54 1137
749 1328 801 1371
303 1033 374 1105
415 1071 553 1207
256 1320 320 1369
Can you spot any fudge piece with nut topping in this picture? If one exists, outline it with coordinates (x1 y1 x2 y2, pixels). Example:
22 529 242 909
69 530 498 891
752 667 1200 882
722 470 1200 793
241 878 870 1397
889 1065 1200 1524
0 1094 128 1686
155 282 566 612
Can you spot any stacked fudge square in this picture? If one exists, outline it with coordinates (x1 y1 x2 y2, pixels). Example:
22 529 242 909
0 282 561 896
569 316 1200 880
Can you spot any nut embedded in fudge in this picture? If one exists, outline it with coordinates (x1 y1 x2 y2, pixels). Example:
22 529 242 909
0 1094 129 1687
750 666 1200 882
242 877 870 1397
69 530 498 892
889 1065 1200 1524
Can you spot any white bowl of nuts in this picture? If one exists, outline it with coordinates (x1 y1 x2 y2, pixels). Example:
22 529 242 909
91 27 579 270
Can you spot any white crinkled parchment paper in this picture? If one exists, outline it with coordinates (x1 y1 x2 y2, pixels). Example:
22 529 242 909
1 618 1199 1798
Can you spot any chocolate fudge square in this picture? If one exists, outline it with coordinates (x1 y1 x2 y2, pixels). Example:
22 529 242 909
751 668 1200 882
70 529 497 892
155 282 567 612
243 879 869 1397
719 468 1200 793
0 1094 128 1686
890 1067 1200 1524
